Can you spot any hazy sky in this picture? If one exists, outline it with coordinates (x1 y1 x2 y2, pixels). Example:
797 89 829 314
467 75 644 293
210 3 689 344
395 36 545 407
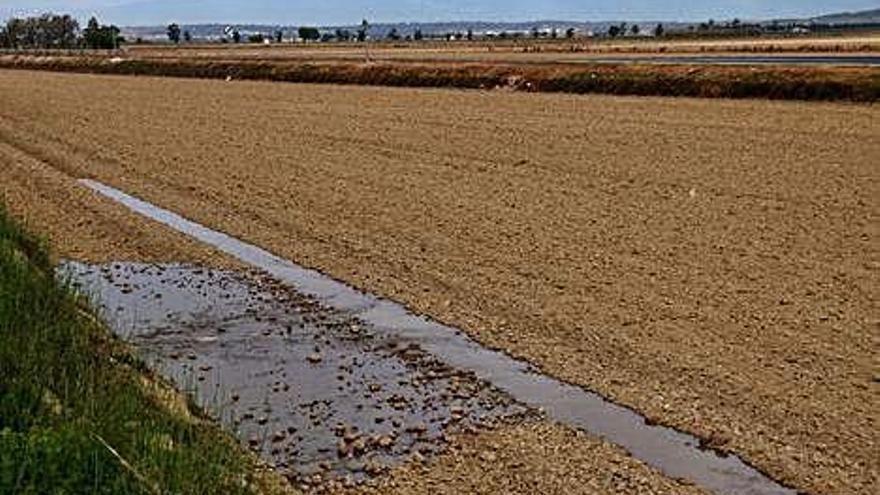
1 1 877 26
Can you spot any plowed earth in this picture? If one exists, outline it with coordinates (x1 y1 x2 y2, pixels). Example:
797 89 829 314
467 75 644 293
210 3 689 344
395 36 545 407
1 69 877 494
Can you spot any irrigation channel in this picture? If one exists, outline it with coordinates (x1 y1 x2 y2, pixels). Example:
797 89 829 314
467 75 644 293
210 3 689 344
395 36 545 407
69 178 796 495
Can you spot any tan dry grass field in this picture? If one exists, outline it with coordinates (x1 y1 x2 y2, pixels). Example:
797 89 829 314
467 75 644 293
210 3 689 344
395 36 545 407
0 70 877 494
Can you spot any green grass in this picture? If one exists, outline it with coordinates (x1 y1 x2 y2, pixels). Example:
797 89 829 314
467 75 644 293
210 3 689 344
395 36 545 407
0 203 261 494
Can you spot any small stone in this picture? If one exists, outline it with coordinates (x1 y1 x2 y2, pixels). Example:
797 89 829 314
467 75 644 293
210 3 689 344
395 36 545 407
377 435 395 449
344 429 360 443
480 451 498 463
307 353 323 363
407 423 428 434
351 437 367 455
365 460 386 475
337 440 350 457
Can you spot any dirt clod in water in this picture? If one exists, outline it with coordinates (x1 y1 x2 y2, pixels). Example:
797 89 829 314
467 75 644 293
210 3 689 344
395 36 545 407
61 261 527 488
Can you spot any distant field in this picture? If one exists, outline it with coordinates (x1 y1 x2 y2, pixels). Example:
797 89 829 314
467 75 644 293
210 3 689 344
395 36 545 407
119 33 880 63
1 51 877 102
0 70 876 495
0 33 877 102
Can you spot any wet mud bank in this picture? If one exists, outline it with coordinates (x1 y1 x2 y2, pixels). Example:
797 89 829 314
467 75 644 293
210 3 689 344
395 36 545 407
75 179 797 495
62 261 525 489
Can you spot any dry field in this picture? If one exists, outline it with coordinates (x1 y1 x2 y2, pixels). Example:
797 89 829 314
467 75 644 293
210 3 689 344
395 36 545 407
1 70 877 494
120 33 880 64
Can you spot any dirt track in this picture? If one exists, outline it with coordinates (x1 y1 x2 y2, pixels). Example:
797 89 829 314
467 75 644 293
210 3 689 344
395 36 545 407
1 70 877 494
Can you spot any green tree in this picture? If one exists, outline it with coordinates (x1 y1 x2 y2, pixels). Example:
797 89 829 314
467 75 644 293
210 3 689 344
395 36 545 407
83 17 121 49
232 29 241 43
357 19 368 42
413 28 423 41
298 26 320 41
654 23 664 37
387 27 400 41
183 30 192 43
565 27 576 39
167 23 181 44
3 14 78 49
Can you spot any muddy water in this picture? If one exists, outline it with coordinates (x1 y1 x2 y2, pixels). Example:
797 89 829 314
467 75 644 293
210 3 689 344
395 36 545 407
62 261 524 487
79 179 796 495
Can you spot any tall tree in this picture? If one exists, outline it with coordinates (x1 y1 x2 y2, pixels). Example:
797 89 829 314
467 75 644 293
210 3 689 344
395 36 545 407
654 23 665 37
298 27 320 41
83 16 121 49
3 14 78 49
167 23 181 44
357 19 368 42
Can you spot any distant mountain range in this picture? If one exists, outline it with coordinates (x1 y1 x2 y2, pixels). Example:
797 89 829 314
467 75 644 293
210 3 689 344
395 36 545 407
120 8 880 41
811 8 880 24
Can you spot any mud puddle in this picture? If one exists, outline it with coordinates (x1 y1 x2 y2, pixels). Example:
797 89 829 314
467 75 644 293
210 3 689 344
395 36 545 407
79 178 796 495
61 261 525 489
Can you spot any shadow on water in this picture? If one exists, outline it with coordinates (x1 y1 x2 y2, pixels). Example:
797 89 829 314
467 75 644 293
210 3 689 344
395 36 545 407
77 178 796 495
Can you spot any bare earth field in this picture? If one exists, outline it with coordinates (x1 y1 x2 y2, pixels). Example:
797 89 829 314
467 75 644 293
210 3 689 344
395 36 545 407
0 103 706 495
0 70 877 494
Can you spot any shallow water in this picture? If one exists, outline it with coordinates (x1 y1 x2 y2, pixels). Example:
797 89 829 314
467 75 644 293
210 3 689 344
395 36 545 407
79 178 796 495
62 261 524 486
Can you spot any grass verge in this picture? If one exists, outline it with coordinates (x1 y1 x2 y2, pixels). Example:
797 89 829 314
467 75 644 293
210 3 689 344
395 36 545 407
0 54 878 101
0 202 269 494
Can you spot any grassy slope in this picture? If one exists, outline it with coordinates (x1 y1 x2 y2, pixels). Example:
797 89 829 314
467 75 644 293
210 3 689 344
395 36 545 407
0 202 260 494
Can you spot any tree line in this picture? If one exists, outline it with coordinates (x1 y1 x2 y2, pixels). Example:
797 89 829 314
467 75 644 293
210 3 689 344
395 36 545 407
1 14 122 49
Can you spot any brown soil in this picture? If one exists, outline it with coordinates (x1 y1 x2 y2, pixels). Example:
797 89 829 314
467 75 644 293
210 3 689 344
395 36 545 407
0 139 225 266
0 98 707 495
330 422 707 494
0 70 877 494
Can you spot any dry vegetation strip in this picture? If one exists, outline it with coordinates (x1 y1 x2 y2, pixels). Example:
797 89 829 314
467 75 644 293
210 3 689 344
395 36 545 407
0 70 877 494
0 53 878 101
